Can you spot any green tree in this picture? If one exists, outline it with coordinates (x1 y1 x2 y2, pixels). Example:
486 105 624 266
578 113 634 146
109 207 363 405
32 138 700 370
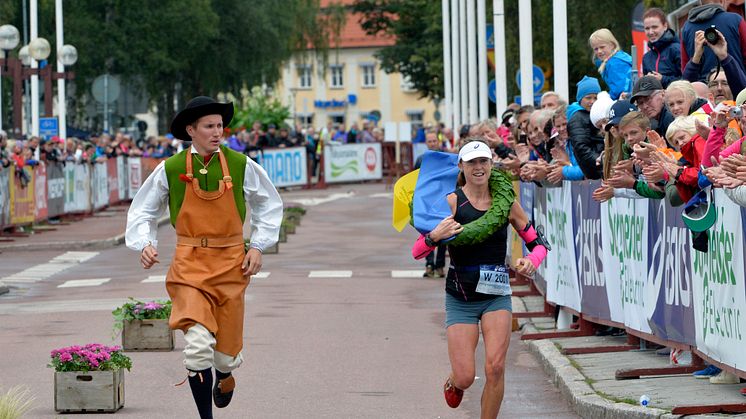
229 86 291 131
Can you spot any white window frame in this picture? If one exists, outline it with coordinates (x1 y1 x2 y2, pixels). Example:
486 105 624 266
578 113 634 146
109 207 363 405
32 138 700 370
361 64 376 88
330 65 344 89
407 110 424 131
298 65 312 89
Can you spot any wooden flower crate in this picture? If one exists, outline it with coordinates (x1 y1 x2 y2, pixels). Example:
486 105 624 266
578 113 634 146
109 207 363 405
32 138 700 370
54 369 125 413
278 226 287 243
284 212 302 226
122 319 174 351
263 242 279 254
283 222 296 234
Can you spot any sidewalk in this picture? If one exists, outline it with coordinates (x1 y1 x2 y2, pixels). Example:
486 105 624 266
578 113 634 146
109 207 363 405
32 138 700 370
512 293 746 418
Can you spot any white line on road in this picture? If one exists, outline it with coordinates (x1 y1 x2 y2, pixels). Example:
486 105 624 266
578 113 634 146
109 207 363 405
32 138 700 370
0 251 100 284
0 295 254 315
368 192 393 199
308 270 353 278
141 275 167 283
253 272 271 279
391 270 425 278
289 192 355 207
58 278 111 288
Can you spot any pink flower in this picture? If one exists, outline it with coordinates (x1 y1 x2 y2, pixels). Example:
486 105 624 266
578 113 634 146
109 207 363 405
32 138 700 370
59 352 73 362
143 302 162 311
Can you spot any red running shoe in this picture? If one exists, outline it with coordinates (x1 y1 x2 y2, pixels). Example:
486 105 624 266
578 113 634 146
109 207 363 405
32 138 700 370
443 377 464 408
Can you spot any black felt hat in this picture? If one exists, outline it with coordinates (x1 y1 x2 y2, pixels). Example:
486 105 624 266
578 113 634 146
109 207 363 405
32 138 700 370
169 96 234 141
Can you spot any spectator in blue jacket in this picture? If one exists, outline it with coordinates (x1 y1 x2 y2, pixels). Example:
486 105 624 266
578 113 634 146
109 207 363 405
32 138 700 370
589 28 633 100
642 8 682 88
680 0 746 81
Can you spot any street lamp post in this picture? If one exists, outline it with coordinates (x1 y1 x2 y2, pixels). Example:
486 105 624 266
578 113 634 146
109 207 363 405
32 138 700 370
28 36 50 138
0 24 21 132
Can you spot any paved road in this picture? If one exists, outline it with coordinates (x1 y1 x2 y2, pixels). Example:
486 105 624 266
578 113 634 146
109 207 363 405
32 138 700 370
0 183 578 418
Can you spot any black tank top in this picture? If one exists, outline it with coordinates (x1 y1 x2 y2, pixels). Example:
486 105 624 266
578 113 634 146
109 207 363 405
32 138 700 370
446 188 509 301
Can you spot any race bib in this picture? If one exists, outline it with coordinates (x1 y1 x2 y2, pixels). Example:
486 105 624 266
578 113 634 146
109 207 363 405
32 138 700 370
475 264 511 296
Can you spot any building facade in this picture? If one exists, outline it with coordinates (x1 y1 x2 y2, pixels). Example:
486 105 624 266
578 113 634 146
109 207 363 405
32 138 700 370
274 1 440 133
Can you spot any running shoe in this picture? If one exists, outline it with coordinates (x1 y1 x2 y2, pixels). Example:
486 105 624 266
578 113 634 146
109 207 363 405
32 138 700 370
710 370 739 384
692 365 721 379
443 377 463 408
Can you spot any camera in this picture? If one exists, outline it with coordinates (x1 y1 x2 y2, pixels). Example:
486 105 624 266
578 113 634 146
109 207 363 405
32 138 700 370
518 133 528 144
704 26 720 45
729 106 743 119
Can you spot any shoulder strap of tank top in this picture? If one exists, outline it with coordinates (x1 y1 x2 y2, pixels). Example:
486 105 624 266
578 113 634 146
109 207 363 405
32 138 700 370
455 188 467 207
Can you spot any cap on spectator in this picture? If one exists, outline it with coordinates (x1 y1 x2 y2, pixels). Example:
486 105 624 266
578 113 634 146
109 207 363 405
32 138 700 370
590 91 613 128
682 188 716 232
501 109 515 126
576 76 601 102
165 133 174 140
630 76 663 104
458 141 492 162
736 87 746 106
605 100 638 131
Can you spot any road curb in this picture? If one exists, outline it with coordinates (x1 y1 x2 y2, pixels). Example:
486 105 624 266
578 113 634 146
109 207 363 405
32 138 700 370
0 216 171 252
525 333 674 419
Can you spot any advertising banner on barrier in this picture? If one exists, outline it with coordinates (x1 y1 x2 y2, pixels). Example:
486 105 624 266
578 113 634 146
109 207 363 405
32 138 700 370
601 197 649 327
47 163 66 218
141 158 162 184
544 184 581 312
63 164 91 213
117 156 127 202
572 181 610 321
107 158 120 204
10 166 35 225
256 147 308 187
92 163 108 210
647 199 697 345
324 143 382 183
692 191 746 368
531 186 548 295
0 169 9 227
34 164 48 222
128 158 142 199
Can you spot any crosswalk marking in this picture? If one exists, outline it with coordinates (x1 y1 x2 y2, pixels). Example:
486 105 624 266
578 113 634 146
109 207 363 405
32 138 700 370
253 272 271 279
0 251 100 284
141 275 166 283
368 192 393 199
391 270 425 278
58 278 111 288
308 270 353 278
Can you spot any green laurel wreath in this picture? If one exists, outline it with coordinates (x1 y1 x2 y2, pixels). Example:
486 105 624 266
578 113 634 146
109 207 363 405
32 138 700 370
448 169 515 246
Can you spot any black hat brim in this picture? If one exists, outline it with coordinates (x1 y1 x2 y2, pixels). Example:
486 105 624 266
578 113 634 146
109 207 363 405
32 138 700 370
170 102 234 141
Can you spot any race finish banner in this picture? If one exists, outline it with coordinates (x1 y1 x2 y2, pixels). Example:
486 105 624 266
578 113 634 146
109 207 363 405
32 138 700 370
256 146 308 187
324 143 382 183
523 183 746 374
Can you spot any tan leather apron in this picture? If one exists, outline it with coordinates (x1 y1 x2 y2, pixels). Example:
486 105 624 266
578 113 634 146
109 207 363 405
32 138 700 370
166 150 247 356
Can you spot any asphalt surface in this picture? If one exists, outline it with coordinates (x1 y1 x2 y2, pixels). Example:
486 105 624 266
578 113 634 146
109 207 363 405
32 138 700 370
0 183 577 418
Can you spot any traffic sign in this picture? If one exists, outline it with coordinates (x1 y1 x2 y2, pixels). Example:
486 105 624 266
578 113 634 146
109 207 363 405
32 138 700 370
488 79 497 103
39 117 59 139
92 74 121 104
515 65 545 93
486 24 494 50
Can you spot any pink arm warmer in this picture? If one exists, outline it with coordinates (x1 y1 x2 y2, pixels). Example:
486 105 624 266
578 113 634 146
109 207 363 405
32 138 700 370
517 225 548 269
412 234 435 260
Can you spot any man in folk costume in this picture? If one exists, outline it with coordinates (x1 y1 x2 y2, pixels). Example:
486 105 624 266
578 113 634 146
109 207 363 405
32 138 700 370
126 96 282 418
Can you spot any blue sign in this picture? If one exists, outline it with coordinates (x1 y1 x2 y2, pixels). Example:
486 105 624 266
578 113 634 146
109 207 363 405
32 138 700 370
513 94 543 106
515 65 545 93
486 24 494 50
488 79 497 103
39 117 59 139
314 99 347 108
256 146 308 187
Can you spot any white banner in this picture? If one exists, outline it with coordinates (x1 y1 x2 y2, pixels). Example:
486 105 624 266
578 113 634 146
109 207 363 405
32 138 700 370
324 143 382 183
64 163 91 213
117 156 127 201
601 197 650 330
128 158 142 199
92 163 108 209
544 184 581 312
692 190 746 369
256 147 308 187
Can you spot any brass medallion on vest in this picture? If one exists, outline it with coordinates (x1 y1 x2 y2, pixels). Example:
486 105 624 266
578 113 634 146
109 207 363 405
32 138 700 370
166 150 248 356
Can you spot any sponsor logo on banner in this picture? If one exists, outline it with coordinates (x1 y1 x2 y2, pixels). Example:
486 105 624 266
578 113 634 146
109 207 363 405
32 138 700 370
692 191 746 367
544 184 581 312
128 158 142 198
573 181 609 320
324 143 382 183
10 166 35 224
257 147 308 187
34 164 48 221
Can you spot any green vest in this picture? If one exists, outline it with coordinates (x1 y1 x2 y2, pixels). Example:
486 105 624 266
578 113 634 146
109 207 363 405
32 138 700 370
164 145 247 226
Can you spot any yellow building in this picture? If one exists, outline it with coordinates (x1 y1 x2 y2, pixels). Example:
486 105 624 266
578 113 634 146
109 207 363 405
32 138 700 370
275 1 440 133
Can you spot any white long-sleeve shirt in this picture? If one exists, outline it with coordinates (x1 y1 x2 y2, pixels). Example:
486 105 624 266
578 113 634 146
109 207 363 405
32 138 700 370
725 185 746 208
125 147 283 252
